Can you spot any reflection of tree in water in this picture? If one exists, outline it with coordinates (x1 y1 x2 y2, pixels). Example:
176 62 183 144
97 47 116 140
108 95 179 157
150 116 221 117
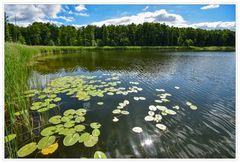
31 50 180 78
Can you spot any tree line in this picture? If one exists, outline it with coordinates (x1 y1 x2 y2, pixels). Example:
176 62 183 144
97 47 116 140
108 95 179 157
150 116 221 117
5 15 235 47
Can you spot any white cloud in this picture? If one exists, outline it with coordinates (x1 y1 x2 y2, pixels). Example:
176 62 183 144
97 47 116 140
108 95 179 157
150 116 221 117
191 21 235 31
143 6 149 11
75 5 86 12
91 9 186 27
76 13 89 17
4 4 62 26
201 4 220 10
56 16 74 22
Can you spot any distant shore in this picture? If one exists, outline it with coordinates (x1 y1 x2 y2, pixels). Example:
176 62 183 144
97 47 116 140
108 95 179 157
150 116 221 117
34 45 235 54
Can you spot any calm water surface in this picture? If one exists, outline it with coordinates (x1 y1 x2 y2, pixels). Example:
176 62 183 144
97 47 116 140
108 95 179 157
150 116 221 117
26 50 235 158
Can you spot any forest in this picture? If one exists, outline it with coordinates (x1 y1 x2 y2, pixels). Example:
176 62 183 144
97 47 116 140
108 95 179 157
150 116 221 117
5 16 235 47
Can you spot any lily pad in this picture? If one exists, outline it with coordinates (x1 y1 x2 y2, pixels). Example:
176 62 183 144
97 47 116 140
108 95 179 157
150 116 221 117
76 109 87 116
79 132 90 143
38 136 56 149
64 121 75 128
41 143 58 155
58 128 76 135
97 102 104 105
75 116 85 123
133 97 139 101
53 97 61 102
112 117 119 122
139 97 146 100
186 101 192 106
64 109 76 116
94 151 107 159
165 109 177 115
61 116 71 122
148 111 155 116
172 105 180 110
90 122 101 129
132 127 143 133
112 109 121 114
149 105 157 111
144 116 154 121
84 135 98 147
190 105 198 110
41 126 56 136
123 100 129 104
63 133 80 146
92 129 100 137
121 110 129 115
156 105 167 111
155 100 162 103
74 125 86 132
49 115 62 124
4 134 16 143
156 124 167 131
17 142 37 157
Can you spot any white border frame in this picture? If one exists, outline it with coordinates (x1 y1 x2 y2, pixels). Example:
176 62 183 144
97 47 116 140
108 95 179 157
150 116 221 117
0 0 239 163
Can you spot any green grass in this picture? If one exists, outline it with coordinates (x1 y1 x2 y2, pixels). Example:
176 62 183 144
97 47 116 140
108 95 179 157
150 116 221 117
32 45 235 52
4 42 235 157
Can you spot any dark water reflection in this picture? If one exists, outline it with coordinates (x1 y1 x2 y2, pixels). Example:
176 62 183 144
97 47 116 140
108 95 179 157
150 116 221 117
28 50 235 158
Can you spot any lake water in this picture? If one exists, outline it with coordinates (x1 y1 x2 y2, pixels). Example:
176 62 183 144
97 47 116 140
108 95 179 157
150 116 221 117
25 50 235 158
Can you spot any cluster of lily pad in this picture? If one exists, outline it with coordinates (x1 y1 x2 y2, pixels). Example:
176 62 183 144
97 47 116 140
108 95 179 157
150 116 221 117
25 74 146 113
112 100 130 122
132 86 198 134
16 108 105 158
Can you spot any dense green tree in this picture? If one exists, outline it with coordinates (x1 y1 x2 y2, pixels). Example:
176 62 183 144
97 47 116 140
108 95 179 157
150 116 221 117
4 12 12 42
4 21 235 47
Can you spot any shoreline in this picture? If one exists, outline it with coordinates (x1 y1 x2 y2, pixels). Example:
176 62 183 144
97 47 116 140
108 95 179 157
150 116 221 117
35 45 235 53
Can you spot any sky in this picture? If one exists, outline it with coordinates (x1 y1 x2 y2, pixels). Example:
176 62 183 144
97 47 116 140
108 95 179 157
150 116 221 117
4 4 236 31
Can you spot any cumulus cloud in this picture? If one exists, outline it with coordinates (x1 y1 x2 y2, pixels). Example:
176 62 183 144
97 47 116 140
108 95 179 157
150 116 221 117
143 6 149 11
201 4 220 10
191 21 235 31
91 9 186 27
75 5 86 12
4 4 63 26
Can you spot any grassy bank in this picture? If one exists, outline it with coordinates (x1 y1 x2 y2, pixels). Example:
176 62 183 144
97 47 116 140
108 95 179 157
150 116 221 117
35 45 235 53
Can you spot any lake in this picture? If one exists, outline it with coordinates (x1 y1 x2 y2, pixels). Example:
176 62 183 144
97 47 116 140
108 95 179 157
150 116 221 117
22 50 235 158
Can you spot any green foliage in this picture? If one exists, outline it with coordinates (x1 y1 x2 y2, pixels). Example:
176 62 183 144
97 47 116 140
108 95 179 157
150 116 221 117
5 22 235 47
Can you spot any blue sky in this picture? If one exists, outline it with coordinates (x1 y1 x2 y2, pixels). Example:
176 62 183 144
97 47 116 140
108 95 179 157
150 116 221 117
4 4 236 30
